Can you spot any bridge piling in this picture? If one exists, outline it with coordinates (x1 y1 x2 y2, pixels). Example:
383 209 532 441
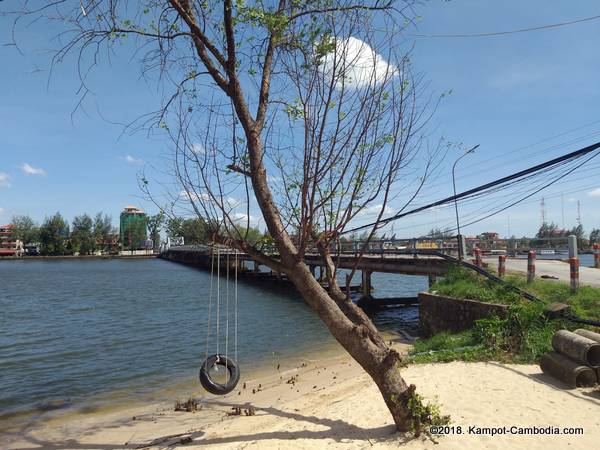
361 270 373 299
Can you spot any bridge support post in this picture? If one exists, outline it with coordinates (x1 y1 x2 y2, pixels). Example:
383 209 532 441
594 244 600 269
527 249 536 283
428 274 437 286
253 261 260 273
361 270 373 299
309 265 316 278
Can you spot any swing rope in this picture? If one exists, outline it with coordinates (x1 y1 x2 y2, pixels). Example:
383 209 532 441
199 244 240 395
205 247 215 363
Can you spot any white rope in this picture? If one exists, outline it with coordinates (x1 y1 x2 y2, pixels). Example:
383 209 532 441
225 251 230 383
205 247 215 362
234 250 238 363
216 247 220 358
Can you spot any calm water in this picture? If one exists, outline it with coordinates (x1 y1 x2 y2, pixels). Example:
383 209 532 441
0 258 426 429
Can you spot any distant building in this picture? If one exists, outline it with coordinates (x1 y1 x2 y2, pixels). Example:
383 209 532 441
0 224 23 257
119 206 148 250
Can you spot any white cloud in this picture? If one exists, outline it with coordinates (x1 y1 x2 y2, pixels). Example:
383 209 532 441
357 203 394 217
588 188 600 198
0 172 10 187
191 143 205 154
119 155 144 165
232 212 260 227
179 190 211 202
20 163 46 176
322 37 398 89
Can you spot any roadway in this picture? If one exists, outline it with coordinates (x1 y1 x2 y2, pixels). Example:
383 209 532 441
483 257 600 288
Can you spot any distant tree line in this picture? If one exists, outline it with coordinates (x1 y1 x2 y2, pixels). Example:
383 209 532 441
9 212 266 255
11 213 117 256
535 222 591 248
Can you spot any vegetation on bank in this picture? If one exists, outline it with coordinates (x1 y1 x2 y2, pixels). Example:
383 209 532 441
9 213 267 255
409 267 600 364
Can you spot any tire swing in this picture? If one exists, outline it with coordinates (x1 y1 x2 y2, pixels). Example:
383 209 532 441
199 247 240 395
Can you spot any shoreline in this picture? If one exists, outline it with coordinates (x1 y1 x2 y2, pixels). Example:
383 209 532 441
0 254 158 261
2 341 599 449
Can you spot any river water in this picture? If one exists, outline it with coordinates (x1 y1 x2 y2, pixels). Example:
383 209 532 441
0 258 426 431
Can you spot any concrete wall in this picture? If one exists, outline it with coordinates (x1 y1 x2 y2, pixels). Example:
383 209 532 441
418 292 509 337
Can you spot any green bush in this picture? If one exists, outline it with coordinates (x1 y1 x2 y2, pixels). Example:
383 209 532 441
410 267 600 364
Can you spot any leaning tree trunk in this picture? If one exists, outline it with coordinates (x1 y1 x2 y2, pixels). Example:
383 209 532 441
286 261 416 431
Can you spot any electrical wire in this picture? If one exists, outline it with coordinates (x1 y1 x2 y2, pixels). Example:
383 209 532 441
409 14 600 39
343 141 600 235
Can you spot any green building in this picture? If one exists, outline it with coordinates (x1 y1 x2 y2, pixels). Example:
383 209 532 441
119 205 148 250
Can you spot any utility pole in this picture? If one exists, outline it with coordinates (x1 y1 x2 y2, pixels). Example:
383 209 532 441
452 144 479 259
540 197 547 225
561 193 565 229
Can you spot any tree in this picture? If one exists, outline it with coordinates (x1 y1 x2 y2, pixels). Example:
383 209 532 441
93 213 116 253
39 213 70 256
569 224 588 249
590 228 600 245
147 212 165 251
166 216 209 245
10 215 39 244
71 214 96 255
11 1 444 431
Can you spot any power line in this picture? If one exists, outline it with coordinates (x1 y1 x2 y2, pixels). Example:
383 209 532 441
409 14 600 39
343 141 600 235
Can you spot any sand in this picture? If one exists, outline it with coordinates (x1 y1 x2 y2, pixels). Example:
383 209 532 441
2 345 599 450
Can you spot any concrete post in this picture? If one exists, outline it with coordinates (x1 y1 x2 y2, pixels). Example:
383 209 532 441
527 249 536 283
498 254 506 277
361 270 372 298
594 244 600 269
568 235 579 293
474 247 482 267
568 234 578 259
570 257 579 293
457 234 467 260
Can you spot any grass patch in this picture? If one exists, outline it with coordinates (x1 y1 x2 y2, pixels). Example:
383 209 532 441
431 266 600 320
409 266 600 364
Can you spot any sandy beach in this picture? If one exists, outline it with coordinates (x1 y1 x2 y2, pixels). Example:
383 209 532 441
2 341 598 450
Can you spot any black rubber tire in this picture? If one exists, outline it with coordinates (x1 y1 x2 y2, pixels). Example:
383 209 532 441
199 354 241 395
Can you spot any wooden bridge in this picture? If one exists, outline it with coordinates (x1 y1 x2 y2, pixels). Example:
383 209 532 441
160 244 454 307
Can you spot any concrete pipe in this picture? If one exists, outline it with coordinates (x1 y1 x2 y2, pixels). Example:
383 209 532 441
574 328 600 343
552 330 600 367
540 352 597 388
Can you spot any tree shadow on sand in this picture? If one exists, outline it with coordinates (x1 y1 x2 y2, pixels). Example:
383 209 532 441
196 400 409 447
7 400 413 449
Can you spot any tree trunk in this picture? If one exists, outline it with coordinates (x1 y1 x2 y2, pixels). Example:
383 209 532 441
286 261 416 431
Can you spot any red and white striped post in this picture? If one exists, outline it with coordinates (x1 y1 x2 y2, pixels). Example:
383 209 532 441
594 244 600 269
498 254 506 277
568 235 579 293
527 249 536 283
569 257 580 293
474 247 482 267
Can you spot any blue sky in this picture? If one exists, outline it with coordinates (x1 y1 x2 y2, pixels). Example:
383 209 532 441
1 0 599 237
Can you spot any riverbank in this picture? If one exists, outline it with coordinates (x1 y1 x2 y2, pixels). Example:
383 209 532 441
0 253 158 260
3 341 598 450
